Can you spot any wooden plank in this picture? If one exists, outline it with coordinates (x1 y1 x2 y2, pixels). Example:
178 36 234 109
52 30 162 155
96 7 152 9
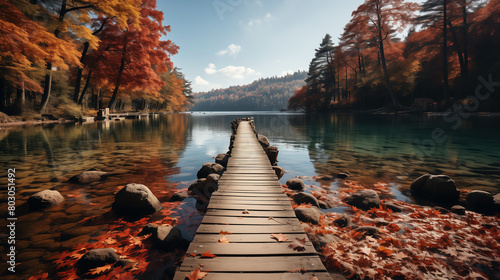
174 272 333 280
177 256 327 272
186 242 316 256
201 216 301 226
209 200 291 206
210 197 290 202
207 203 291 211
212 192 286 198
206 209 296 218
192 233 308 243
196 224 304 234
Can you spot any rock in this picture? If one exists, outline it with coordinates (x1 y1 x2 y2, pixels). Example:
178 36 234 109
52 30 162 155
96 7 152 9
258 135 270 148
354 226 380 238
69 170 109 184
333 216 353 228
153 225 187 251
112 183 162 216
265 146 279 166
215 154 229 167
206 174 220 185
188 179 218 196
451 205 466 215
319 201 329 209
383 202 403 213
309 233 341 249
410 174 460 204
494 193 500 212
434 206 450 214
272 166 285 180
294 207 321 224
466 190 494 213
286 179 306 191
197 163 224 179
78 248 120 269
27 190 64 210
293 193 320 208
139 223 159 235
169 191 187 202
317 175 334 180
336 172 350 179
343 190 381 210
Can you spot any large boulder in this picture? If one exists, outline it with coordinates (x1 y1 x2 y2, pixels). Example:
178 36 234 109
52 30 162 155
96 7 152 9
494 194 500 212
112 183 162 216
206 174 220 185
258 135 270 148
294 207 321 224
215 154 230 167
188 178 218 196
410 174 460 204
169 191 187 202
272 166 285 180
343 190 381 210
69 170 109 184
78 248 120 269
293 193 320 208
451 205 466 215
197 163 224 179
466 190 494 213
153 225 188 251
286 179 306 191
28 190 64 210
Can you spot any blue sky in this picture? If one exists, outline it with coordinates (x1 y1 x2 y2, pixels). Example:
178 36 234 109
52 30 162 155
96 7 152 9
157 0 408 92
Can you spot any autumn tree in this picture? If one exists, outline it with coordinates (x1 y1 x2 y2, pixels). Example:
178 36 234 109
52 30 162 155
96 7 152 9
354 0 419 111
87 0 178 111
0 0 81 113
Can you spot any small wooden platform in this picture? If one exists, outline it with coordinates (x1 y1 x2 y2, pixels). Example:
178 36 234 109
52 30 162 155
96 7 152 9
174 121 332 280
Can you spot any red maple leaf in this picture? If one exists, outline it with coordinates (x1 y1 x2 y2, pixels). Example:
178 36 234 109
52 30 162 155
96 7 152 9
186 267 208 280
200 251 217 258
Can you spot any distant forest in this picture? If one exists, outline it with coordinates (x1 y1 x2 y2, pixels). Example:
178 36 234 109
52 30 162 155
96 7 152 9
191 71 306 111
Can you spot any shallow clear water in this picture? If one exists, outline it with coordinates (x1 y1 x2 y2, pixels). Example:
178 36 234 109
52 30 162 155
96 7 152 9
0 111 499 277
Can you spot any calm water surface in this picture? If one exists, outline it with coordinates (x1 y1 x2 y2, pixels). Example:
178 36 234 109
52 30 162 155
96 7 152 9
0 111 499 277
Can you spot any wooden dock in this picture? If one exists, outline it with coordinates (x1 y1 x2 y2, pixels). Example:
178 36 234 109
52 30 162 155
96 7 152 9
174 120 332 280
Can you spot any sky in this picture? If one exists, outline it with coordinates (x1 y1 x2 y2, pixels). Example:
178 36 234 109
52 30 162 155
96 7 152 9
157 0 413 93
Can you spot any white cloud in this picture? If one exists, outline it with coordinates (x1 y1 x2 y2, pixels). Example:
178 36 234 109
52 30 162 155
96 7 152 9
280 70 294 77
219 65 259 79
217 44 242 56
194 76 210 86
204 63 217 75
241 12 272 28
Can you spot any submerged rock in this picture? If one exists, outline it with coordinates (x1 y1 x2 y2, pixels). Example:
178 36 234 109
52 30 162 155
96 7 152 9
336 172 350 179
451 205 466 215
343 190 381 210
69 170 109 184
410 174 460 204
286 178 306 191
169 191 188 202
28 190 64 210
197 163 224 179
78 248 120 269
153 225 188 251
112 183 162 216
294 207 321 224
293 192 320 208
188 178 218 196
316 175 334 180
466 190 494 214
383 202 403 213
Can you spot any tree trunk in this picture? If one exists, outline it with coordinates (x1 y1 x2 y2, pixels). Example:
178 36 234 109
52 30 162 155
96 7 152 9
376 0 400 111
462 0 468 81
40 0 66 113
108 41 128 111
443 0 450 107
73 42 90 102
78 70 92 104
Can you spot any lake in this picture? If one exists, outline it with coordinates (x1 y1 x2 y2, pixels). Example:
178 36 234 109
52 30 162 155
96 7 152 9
1 111 499 278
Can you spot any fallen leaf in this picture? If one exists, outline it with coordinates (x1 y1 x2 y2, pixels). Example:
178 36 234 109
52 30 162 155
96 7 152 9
218 236 229 243
378 246 393 256
289 267 307 273
309 277 319 280
219 230 232 235
288 238 306 251
392 251 408 260
200 251 217 258
102 237 117 245
271 233 289 242
186 267 208 280
88 264 112 275
242 209 250 214
359 246 371 256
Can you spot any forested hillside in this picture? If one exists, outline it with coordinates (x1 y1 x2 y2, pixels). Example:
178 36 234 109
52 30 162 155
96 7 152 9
289 0 500 112
192 71 306 111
